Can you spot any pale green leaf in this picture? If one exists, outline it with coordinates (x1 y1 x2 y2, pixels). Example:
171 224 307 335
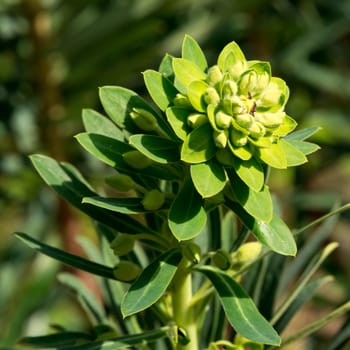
284 126 321 141
129 134 180 164
173 58 206 91
143 69 178 111
168 179 207 240
165 106 191 141
182 34 208 71
196 266 281 346
187 80 208 112
287 139 320 155
121 249 182 317
190 160 227 198
217 41 246 74
258 142 287 169
279 139 308 167
181 123 217 164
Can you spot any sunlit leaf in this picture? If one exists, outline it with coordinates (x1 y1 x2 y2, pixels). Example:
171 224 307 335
182 34 207 71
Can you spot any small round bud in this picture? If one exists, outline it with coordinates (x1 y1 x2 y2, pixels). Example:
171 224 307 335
110 234 135 256
106 174 135 192
204 87 220 106
187 113 208 128
211 249 232 270
173 93 192 108
207 65 223 86
130 108 158 131
236 113 253 129
248 121 266 139
228 61 246 80
255 71 270 93
230 129 248 147
182 242 201 264
239 70 258 95
142 189 165 211
113 261 141 282
232 242 262 269
123 150 153 169
213 130 228 149
255 111 285 129
215 111 232 129
222 80 238 97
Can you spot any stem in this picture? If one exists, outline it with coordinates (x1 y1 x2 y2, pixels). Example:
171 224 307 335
172 260 198 350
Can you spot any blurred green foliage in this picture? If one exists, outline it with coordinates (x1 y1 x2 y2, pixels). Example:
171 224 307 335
1 0 350 348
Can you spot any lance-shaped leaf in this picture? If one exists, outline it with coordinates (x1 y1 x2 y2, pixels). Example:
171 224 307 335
122 249 182 317
82 108 124 140
182 34 208 71
284 126 321 141
30 154 151 234
15 232 115 279
279 139 307 167
287 139 320 155
143 69 178 111
190 160 226 198
99 86 173 137
129 134 180 164
196 266 281 346
76 133 179 180
227 169 273 223
181 123 217 164
168 179 207 240
225 198 296 256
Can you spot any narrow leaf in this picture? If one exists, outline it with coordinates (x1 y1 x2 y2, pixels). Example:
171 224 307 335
284 126 321 141
129 134 180 163
15 232 115 279
182 34 207 71
287 139 320 155
190 160 226 198
196 266 281 346
143 69 178 111
168 179 207 241
122 249 182 317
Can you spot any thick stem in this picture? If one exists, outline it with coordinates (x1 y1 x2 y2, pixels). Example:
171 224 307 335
172 260 198 350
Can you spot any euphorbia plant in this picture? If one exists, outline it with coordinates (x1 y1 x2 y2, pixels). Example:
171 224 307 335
16 35 350 350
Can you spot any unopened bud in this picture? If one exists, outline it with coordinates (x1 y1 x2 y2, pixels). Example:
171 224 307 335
222 80 238 97
110 234 135 256
142 189 165 211
213 130 228 149
232 242 262 269
207 65 223 86
204 87 220 106
255 71 270 93
211 249 232 270
130 108 158 131
187 113 208 128
236 113 253 129
123 150 153 169
239 70 257 95
228 61 246 80
255 112 285 129
183 242 201 264
173 93 192 108
230 129 248 147
215 111 232 129
106 174 135 192
248 121 266 139
113 261 141 282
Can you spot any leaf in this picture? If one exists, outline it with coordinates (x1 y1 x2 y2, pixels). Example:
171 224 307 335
172 58 206 91
99 86 172 137
181 123 217 164
196 266 281 346
168 179 207 240
258 142 287 169
82 108 124 140
15 232 115 279
227 169 273 223
279 139 308 166
58 272 106 324
284 126 321 141
129 134 180 163
143 69 178 111
121 249 182 317
232 156 264 192
76 133 180 180
165 106 191 141
217 41 246 74
159 53 174 79
190 160 226 198
83 196 149 214
30 154 151 234
187 80 208 112
287 139 320 155
225 199 297 256
182 34 207 71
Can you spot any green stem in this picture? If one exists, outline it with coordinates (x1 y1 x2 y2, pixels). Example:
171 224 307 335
172 260 198 350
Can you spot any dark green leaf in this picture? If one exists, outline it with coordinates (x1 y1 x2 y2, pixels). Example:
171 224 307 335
196 266 280 346
121 249 182 317
143 69 178 111
129 134 180 163
168 179 207 240
15 232 115 279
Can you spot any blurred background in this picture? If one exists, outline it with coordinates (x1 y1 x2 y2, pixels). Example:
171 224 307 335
1 0 350 349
